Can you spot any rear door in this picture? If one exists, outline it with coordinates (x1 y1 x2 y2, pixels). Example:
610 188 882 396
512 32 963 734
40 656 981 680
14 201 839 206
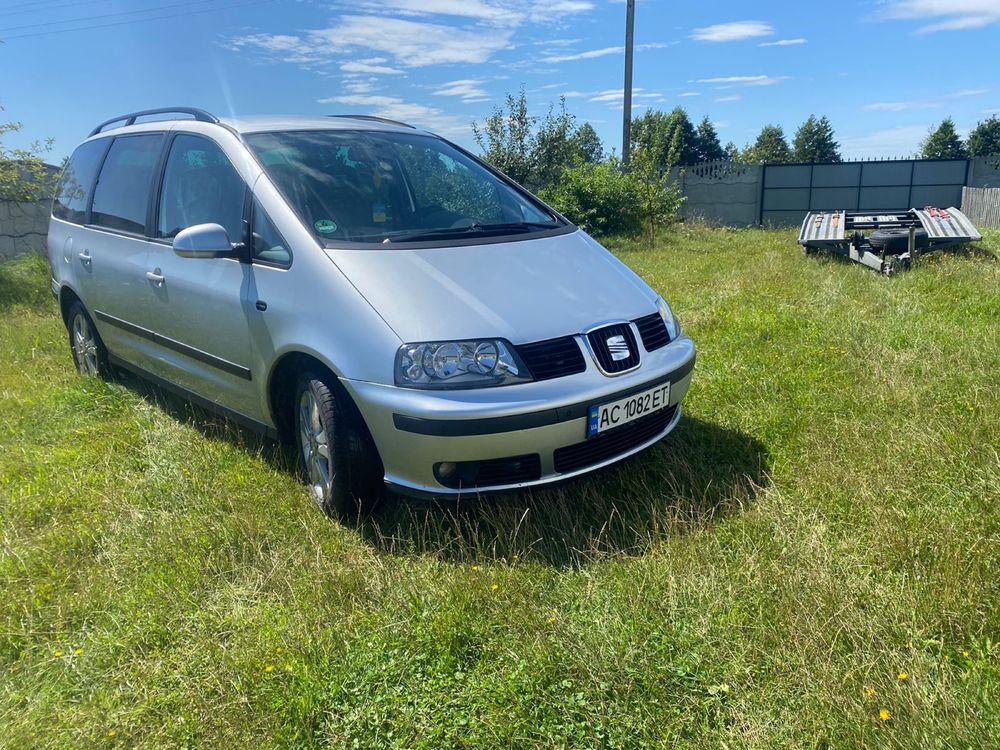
140 132 258 416
81 133 164 367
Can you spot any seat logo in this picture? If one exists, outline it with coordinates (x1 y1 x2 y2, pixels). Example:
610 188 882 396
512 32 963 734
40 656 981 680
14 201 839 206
606 334 631 361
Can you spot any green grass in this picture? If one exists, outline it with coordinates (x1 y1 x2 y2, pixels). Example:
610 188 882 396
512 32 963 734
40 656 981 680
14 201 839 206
1 227 998 749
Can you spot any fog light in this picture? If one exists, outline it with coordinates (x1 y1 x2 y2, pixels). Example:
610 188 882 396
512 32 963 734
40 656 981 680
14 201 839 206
435 461 458 480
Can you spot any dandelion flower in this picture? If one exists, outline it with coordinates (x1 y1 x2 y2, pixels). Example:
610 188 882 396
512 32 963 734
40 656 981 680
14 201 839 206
879 709 891 721
471 565 480 571
275 647 283 655
53 650 64 657
107 729 117 737
962 650 970 658
897 671 908 681
265 665 275 673
547 616 557 624
864 687 877 698
490 583 499 592
74 648 83 656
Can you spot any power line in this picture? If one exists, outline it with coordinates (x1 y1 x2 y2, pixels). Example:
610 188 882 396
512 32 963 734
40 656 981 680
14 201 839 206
0 0 227 34
0 0 138 19
0 0 275 41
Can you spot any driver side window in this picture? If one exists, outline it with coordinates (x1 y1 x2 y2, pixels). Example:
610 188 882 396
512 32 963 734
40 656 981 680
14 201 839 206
157 134 245 242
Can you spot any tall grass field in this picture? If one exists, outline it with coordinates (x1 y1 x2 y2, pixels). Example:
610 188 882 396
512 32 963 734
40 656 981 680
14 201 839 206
1 226 998 748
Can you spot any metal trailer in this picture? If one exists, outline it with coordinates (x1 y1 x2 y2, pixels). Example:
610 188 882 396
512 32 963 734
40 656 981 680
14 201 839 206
798 207 982 275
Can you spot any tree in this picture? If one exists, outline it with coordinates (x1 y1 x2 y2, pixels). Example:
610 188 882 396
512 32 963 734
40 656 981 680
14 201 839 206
920 117 967 159
792 115 841 163
694 115 724 162
0 120 54 201
472 88 535 187
473 91 603 191
570 122 604 164
723 141 740 161
966 115 1000 157
531 97 579 189
630 107 699 167
742 124 792 164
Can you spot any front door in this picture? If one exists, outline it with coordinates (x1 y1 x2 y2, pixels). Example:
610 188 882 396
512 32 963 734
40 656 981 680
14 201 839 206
139 133 259 418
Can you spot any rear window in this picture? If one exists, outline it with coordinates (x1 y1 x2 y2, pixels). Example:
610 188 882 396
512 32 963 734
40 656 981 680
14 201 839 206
52 138 109 224
90 134 163 234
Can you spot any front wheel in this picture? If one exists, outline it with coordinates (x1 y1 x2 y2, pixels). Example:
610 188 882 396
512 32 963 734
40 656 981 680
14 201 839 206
66 301 110 378
294 370 384 518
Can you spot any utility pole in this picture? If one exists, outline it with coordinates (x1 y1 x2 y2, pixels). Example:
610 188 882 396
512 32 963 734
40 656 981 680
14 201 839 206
621 0 635 167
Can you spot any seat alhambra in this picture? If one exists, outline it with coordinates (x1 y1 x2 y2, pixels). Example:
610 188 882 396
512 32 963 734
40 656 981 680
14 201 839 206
48 108 696 516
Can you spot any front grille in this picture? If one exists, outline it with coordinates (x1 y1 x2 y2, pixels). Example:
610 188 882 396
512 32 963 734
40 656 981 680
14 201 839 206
553 405 677 474
435 454 542 490
516 336 586 381
633 312 670 352
586 323 640 374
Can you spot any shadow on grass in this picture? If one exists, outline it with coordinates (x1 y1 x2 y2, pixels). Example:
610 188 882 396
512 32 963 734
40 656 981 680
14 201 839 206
0 253 54 310
111 369 769 568
808 242 997 272
359 416 770 568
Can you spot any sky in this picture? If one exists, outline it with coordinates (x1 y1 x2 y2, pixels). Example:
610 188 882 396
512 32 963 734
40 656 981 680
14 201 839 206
1 0 999 163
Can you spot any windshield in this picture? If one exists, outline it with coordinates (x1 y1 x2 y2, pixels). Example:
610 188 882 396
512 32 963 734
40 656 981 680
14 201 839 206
244 130 563 244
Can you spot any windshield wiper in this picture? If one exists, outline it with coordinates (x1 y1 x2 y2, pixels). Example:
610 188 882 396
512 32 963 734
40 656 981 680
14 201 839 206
384 221 558 244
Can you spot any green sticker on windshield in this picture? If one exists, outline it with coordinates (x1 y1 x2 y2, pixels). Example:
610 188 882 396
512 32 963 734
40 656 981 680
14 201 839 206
314 219 337 235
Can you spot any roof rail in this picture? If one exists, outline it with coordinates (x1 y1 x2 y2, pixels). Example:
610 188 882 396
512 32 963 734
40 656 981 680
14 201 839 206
327 114 415 129
89 107 219 137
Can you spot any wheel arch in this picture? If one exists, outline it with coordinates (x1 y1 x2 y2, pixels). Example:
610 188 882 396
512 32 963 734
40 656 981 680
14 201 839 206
266 350 352 444
58 285 83 326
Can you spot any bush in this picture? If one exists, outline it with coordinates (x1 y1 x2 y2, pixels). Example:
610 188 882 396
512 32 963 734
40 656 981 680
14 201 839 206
540 160 643 236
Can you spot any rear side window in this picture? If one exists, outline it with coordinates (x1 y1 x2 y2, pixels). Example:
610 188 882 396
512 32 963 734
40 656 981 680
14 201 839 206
52 139 109 223
157 134 245 242
91 134 163 234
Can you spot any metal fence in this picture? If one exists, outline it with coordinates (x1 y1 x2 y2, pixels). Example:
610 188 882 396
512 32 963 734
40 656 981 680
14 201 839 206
759 158 969 226
961 186 1000 228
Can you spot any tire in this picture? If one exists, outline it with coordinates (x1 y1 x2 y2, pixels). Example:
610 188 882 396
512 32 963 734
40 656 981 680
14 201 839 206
294 369 384 518
66 301 111 378
869 228 929 254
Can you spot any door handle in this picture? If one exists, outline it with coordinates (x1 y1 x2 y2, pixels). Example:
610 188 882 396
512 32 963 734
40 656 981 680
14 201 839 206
145 269 166 286
77 251 91 266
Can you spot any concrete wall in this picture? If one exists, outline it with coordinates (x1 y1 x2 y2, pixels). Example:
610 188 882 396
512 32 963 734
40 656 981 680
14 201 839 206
967 157 1000 188
0 200 50 259
671 155 1000 227
671 161 762 226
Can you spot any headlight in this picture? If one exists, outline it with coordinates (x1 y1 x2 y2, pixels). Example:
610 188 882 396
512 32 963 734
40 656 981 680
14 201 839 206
395 339 531 388
657 297 681 340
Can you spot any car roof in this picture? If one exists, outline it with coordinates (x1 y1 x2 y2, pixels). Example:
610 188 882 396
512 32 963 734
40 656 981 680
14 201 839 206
220 114 427 136
86 108 430 139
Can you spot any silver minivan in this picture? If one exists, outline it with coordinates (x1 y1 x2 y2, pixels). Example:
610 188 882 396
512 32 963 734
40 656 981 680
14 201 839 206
49 108 696 516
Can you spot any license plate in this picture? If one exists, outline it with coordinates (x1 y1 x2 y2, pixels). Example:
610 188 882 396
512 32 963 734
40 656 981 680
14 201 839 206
587 382 670 438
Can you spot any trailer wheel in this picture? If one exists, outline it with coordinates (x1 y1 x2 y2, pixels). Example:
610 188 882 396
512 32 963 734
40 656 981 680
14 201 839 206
870 228 929 254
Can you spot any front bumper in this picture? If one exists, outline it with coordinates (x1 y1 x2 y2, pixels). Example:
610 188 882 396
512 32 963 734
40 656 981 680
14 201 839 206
344 334 696 495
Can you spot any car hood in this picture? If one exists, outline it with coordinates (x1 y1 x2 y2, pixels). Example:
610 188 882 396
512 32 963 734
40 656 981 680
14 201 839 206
324 229 659 344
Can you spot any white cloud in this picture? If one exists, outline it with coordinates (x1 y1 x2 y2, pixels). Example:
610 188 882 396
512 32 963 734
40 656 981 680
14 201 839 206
588 88 662 105
542 45 621 62
678 92 700 97
229 15 514 70
758 37 807 47
878 0 1000 34
714 95 742 102
350 0 522 25
838 125 930 159
691 20 773 42
317 93 472 138
432 79 489 101
340 60 405 75
862 87 989 112
696 75 788 87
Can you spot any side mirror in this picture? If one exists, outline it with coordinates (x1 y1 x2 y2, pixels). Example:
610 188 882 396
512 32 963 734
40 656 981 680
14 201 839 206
173 223 237 258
